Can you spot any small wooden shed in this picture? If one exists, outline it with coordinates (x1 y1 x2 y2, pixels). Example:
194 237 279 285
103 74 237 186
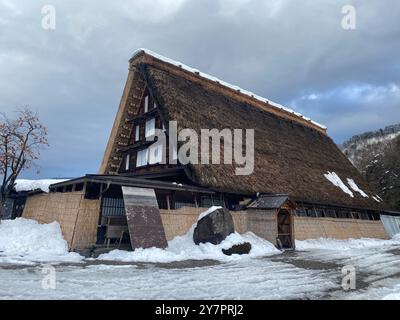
247 194 296 249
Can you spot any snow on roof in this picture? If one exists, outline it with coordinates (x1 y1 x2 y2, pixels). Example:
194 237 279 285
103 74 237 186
15 179 68 193
347 178 369 198
131 48 327 130
372 195 383 203
323 172 354 198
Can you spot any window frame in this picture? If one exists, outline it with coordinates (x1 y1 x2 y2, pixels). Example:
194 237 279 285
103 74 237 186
136 148 149 167
135 125 140 142
145 117 156 138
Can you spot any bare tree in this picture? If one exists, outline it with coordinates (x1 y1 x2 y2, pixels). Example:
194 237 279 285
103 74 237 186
0 107 48 219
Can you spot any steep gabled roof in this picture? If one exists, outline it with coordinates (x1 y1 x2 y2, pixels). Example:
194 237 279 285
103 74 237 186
100 49 385 210
131 49 327 131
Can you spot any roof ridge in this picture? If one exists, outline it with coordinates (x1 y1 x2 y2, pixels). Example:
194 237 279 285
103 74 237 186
130 48 327 130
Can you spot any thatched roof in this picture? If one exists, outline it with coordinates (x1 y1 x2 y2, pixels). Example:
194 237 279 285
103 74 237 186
100 49 385 210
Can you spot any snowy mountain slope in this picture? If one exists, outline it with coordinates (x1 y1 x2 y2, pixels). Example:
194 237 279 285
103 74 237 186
339 123 400 209
339 123 400 172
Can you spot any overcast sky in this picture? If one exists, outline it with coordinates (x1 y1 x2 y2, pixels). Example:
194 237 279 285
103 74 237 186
1 0 399 179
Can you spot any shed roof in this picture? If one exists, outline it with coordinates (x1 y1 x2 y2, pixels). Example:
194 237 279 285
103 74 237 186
248 194 295 210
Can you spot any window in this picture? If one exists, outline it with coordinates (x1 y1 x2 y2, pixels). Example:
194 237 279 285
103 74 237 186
315 208 325 217
306 209 316 217
350 212 360 219
136 148 149 167
337 211 351 219
360 213 369 220
296 208 307 217
125 154 130 171
325 209 337 218
145 118 155 138
135 125 140 141
144 96 149 113
149 144 163 164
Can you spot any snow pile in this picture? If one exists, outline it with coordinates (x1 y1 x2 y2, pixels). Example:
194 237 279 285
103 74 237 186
323 171 354 197
15 179 68 193
98 217 280 263
197 206 222 221
296 237 400 251
346 178 369 198
392 233 400 241
0 218 83 264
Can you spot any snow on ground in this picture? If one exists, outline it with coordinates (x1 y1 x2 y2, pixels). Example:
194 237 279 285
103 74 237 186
0 218 83 265
2 236 400 299
15 179 67 192
0 258 338 300
295 236 400 298
323 171 354 197
296 237 399 251
98 206 279 263
344 279 400 300
98 225 280 263
2 216 400 299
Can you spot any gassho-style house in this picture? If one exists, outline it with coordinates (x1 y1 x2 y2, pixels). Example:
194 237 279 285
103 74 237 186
21 49 390 252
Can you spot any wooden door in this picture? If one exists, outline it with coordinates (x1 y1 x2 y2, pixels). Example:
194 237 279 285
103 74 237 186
277 209 293 249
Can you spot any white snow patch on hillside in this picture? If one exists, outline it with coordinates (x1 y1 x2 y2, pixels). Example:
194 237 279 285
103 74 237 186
362 132 400 147
324 172 354 197
197 206 222 221
347 178 369 197
15 179 67 193
0 218 83 264
98 226 280 263
296 237 399 251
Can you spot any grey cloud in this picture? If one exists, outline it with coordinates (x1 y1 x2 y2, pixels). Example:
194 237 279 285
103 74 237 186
0 0 399 178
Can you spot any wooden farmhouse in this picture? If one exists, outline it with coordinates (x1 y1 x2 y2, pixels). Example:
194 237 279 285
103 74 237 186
22 49 389 252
